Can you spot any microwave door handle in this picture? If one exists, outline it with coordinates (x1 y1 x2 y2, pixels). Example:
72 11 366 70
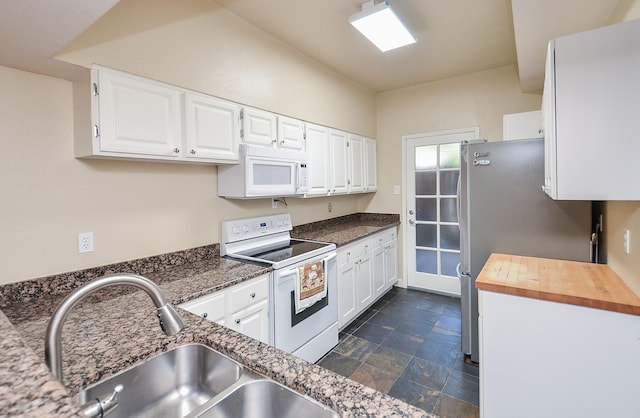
295 162 301 191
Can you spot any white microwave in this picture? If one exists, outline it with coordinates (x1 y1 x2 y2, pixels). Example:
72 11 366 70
218 144 308 198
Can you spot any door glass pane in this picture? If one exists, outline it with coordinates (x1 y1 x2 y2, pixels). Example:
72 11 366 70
415 172 436 195
416 198 437 221
416 224 437 248
440 171 459 195
440 198 458 222
439 142 461 169
415 145 437 170
441 252 460 277
440 225 460 250
416 249 437 274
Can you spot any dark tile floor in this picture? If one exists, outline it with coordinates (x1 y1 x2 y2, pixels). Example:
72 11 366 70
317 287 479 417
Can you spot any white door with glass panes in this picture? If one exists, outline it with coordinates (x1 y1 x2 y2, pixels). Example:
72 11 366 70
404 129 479 295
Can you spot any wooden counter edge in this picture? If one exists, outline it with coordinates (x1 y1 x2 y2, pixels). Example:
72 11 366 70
476 253 640 317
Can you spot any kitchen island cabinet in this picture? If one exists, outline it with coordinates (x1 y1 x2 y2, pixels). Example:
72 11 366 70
477 253 640 418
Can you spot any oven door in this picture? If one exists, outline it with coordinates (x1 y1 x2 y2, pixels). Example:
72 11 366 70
272 253 338 358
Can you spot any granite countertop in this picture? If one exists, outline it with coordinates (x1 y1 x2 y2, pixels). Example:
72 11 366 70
0 213 432 418
476 253 640 316
292 213 401 247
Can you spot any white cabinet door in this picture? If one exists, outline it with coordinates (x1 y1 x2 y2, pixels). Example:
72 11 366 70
356 241 374 311
277 116 305 151
184 92 240 162
329 129 349 195
337 250 358 328
364 137 377 192
503 111 543 141
480 290 640 418
348 133 365 193
543 20 640 200
305 123 331 196
384 234 398 288
542 42 558 198
241 107 277 147
96 68 183 158
372 239 386 299
230 299 270 344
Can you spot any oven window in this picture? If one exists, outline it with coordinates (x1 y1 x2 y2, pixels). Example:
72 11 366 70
289 291 328 327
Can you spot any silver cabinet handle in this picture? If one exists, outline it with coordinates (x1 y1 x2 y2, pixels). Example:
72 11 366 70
250 292 256 298
235 319 241 324
173 148 180 154
408 219 415 225
190 149 196 154
202 312 208 318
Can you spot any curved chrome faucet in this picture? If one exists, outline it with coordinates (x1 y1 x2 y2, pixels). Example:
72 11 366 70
44 274 185 382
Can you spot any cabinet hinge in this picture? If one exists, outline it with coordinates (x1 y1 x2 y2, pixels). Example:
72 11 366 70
347 141 350 147
93 124 100 138
240 129 244 139
240 109 244 120
92 83 99 96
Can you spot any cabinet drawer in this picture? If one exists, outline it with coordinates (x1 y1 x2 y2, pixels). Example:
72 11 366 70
180 291 226 323
382 228 397 244
228 275 269 313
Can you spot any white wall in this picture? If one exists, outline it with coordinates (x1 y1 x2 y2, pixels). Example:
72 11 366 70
364 65 542 281
0 0 376 285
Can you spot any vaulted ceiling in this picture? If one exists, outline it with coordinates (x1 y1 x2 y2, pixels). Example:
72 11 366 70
0 0 628 93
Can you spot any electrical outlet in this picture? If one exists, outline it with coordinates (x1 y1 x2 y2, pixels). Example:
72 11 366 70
78 232 94 254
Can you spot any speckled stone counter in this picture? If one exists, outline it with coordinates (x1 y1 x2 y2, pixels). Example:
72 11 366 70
292 213 401 246
0 213 432 418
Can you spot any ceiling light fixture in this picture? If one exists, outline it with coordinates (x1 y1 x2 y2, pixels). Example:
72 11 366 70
349 0 416 52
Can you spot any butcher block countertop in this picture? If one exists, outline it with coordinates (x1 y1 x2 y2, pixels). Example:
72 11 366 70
476 253 640 316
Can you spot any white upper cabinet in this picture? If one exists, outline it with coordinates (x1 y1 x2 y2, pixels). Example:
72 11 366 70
75 65 241 164
241 107 277 147
329 129 350 195
503 111 543 141
305 123 331 196
92 67 183 158
184 92 241 162
277 116 305 151
364 137 377 192
542 20 640 200
348 133 365 193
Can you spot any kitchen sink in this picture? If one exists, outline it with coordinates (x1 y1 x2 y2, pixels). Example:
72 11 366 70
199 380 340 418
76 344 243 418
76 343 339 418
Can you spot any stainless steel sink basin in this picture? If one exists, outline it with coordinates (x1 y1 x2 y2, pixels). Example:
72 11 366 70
199 380 340 418
76 344 243 418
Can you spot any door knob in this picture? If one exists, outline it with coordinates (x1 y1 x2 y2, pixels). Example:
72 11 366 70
408 219 415 225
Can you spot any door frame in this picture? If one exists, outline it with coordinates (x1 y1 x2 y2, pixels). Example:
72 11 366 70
400 127 479 291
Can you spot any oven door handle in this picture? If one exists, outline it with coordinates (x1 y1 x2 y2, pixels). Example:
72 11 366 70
279 253 336 277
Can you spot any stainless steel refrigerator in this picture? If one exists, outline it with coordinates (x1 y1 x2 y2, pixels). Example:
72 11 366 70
458 138 591 363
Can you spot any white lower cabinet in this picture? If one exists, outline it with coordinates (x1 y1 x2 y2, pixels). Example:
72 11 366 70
179 274 270 344
337 227 398 329
479 290 640 418
337 254 358 328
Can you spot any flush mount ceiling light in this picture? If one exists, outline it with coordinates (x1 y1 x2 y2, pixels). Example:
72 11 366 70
349 0 416 52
